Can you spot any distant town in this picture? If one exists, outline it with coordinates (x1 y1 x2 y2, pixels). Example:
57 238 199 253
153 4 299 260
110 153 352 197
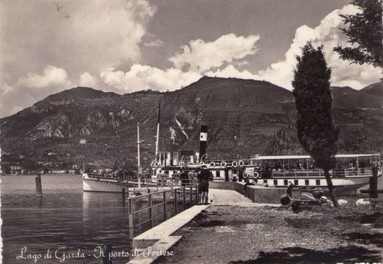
1 151 79 175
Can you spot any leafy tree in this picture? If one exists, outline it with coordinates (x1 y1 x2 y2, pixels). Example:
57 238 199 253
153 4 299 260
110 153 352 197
334 0 383 67
293 43 339 207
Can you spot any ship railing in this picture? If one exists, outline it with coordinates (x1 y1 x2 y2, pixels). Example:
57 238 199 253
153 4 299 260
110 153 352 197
342 168 373 177
267 168 373 178
147 176 198 187
127 182 199 238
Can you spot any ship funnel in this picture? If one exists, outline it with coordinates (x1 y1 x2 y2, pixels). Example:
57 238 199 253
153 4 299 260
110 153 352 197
199 125 208 163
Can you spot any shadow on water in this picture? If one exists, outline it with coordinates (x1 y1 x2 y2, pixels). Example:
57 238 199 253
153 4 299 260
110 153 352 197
230 246 381 264
344 232 383 247
359 212 383 226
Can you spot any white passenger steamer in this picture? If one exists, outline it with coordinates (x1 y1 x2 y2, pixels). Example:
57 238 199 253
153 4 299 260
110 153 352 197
152 153 381 195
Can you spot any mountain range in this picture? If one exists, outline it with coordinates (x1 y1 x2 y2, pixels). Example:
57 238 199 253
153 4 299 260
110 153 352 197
1 76 382 171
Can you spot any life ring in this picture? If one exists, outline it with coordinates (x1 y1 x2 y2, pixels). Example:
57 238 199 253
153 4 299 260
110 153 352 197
221 161 227 167
209 162 215 167
239 160 245 166
253 171 260 179
232 161 238 167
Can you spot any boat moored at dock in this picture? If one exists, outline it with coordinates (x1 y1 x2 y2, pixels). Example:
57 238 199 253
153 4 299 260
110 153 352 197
151 152 382 195
82 172 179 193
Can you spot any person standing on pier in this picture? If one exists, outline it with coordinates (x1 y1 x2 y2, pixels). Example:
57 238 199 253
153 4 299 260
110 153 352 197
198 166 212 204
286 182 294 199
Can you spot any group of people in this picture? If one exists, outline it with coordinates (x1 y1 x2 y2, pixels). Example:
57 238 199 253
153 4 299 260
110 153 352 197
179 166 212 204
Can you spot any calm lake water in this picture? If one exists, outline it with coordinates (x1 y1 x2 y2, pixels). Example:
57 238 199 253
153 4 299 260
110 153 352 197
1 174 134 264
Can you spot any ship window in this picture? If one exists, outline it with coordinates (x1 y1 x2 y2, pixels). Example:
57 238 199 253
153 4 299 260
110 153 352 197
294 179 298 186
316 179 320 186
284 180 288 186
273 179 278 186
305 180 309 186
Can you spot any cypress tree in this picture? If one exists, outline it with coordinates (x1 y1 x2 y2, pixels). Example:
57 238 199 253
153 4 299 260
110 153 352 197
293 43 339 207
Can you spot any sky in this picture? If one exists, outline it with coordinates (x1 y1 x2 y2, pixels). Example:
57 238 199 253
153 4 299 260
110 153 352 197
0 0 382 118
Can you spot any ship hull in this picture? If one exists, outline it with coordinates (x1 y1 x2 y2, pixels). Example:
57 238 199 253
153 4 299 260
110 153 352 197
82 175 176 193
251 176 372 195
82 177 130 193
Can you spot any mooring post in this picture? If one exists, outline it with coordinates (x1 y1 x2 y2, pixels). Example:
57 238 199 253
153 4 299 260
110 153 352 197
163 191 167 220
174 189 178 213
35 174 42 195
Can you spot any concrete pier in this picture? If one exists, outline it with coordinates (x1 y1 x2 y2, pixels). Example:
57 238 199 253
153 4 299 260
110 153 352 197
129 205 209 264
128 185 280 264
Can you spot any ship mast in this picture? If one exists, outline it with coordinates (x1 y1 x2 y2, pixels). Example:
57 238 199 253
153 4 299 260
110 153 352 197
155 102 160 163
137 122 142 188
0 146 2 175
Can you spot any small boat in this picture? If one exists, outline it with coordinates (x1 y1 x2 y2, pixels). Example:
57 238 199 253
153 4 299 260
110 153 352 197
82 172 173 193
82 122 159 194
82 107 186 194
82 172 128 193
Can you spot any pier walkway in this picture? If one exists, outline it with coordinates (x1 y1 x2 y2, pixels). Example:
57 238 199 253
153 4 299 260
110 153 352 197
209 188 252 205
128 188 282 264
209 186 281 207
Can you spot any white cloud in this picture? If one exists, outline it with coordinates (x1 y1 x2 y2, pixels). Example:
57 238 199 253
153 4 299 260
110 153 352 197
17 65 72 90
0 66 73 117
256 5 382 90
65 0 155 71
169 33 260 73
143 39 164 48
3 0 155 81
100 65 201 93
100 34 260 93
3 3 382 119
206 65 258 80
79 72 98 87
0 0 156 117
